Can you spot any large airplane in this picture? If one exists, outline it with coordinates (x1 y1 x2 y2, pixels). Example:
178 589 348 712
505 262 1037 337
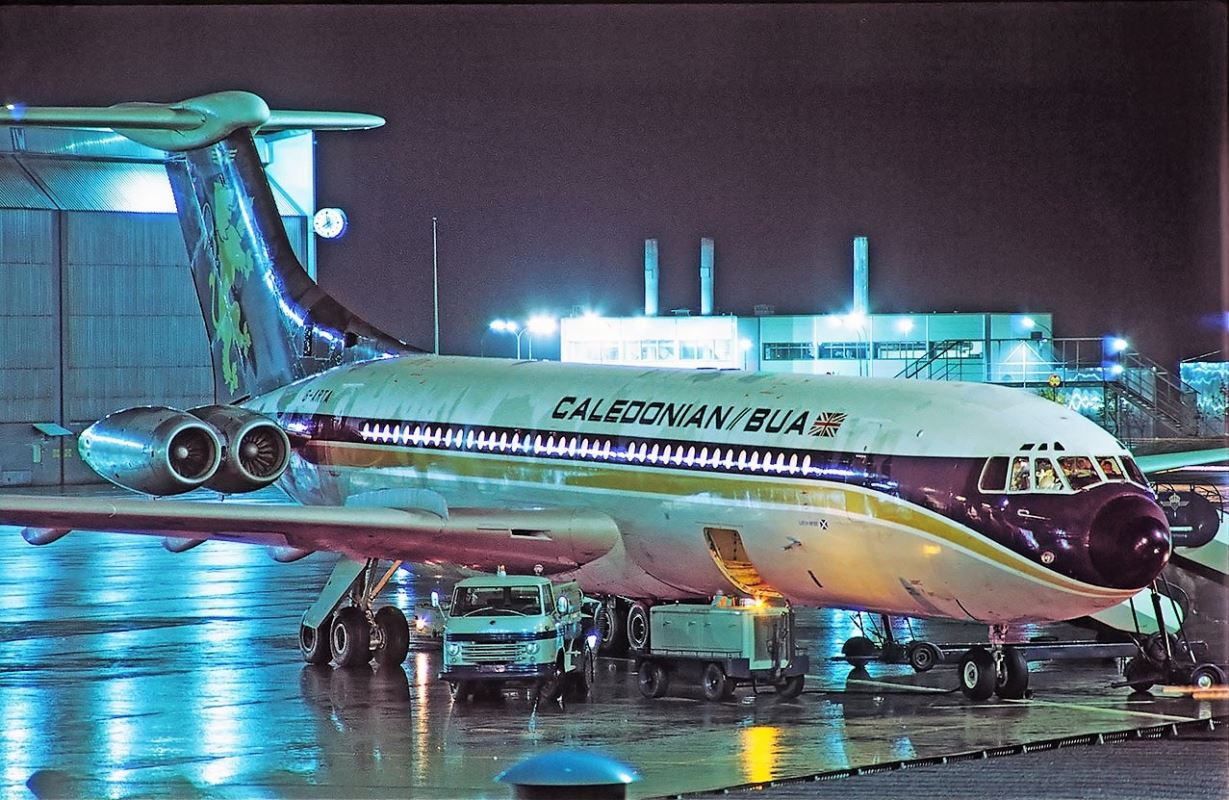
0 91 1215 701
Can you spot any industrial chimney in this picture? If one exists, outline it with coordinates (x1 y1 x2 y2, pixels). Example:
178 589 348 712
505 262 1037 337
699 237 714 316
644 239 659 316
853 236 869 316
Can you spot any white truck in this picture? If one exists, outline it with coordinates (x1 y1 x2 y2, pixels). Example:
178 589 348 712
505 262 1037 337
437 570 598 703
634 598 809 701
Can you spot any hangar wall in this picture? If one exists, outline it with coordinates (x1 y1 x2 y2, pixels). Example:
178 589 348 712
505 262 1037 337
0 129 313 487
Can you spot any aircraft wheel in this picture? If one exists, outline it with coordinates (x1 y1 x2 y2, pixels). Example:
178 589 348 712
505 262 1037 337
595 600 623 655
330 606 371 668
907 641 942 673
627 601 651 651
637 661 669 698
958 647 996 701
373 606 410 666
702 662 734 702
994 647 1030 699
775 674 805 699
299 612 333 665
842 635 877 669
1123 657 1155 693
1190 663 1226 690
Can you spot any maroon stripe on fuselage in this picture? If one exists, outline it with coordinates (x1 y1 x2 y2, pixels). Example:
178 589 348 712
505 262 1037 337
275 411 1166 591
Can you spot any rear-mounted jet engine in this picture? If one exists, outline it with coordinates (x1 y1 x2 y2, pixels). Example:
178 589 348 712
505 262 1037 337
79 406 223 495
190 405 291 494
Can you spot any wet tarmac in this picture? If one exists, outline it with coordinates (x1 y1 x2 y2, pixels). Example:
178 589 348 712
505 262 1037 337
1 487 1226 799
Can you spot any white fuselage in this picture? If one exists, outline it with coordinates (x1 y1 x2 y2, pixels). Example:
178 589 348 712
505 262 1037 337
248 354 1142 624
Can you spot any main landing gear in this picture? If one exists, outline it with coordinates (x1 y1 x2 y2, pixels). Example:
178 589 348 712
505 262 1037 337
299 557 410 668
956 642 1030 701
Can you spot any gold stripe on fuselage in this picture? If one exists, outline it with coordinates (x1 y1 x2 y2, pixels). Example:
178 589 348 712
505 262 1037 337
302 440 1129 600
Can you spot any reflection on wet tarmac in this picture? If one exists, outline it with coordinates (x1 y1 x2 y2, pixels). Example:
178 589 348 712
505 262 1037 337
1 510 1225 798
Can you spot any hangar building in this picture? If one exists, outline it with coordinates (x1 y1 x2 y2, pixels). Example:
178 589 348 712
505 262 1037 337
0 124 318 487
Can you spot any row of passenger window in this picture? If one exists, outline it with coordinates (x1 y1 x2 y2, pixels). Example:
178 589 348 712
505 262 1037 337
979 453 1146 494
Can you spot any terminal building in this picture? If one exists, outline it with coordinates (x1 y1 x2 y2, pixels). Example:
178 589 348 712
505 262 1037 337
561 237 1220 441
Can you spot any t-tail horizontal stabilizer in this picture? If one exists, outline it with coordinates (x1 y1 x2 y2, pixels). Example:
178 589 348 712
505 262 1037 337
0 91 385 151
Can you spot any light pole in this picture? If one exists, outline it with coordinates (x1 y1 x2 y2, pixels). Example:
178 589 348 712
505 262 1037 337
489 316 558 359
432 216 439 355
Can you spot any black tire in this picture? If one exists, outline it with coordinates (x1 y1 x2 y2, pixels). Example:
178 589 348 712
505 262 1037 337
595 600 623 655
907 641 941 673
627 601 651 652
958 647 996 701
330 606 371 668
1190 663 1226 690
450 680 476 703
994 647 1030 700
775 673 805 699
842 635 877 669
567 648 597 702
373 606 410 666
702 662 734 702
536 668 563 705
637 661 669 698
1123 657 1155 693
299 612 333 665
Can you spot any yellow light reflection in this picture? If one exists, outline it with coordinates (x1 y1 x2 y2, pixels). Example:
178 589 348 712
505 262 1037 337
740 725 780 784
413 652 431 783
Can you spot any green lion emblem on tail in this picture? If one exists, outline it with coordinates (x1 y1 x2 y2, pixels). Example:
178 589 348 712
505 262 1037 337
208 179 255 394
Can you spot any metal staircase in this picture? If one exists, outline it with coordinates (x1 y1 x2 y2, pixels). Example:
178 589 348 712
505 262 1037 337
896 337 1209 440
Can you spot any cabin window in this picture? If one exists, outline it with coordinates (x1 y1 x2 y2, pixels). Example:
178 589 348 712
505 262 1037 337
1009 456 1031 491
1033 458 1065 492
1058 456 1100 490
1097 456 1125 480
979 457 1009 491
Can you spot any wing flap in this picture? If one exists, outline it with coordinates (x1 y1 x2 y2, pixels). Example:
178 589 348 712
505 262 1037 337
0 495 619 574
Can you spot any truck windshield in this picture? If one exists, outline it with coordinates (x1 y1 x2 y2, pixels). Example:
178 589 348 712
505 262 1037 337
452 585 544 616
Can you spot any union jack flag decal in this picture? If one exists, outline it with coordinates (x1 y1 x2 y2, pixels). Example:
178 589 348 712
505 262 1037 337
809 411 847 437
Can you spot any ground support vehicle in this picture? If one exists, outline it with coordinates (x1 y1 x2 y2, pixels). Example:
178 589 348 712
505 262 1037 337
438 571 598 705
634 598 809 701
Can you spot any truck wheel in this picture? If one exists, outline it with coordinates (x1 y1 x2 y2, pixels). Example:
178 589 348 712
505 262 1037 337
536 669 563 705
702 662 734 701
330 607 371 668
450 680 475 703
638 661 669 698
842 635 877 669
627 602 651 651
775 674 805 699
567 649 596 702
373 606 410 666
1123 657 1155 693
1190 663 1226 690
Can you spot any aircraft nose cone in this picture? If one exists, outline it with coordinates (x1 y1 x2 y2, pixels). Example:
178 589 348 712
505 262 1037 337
1088 494 1171 589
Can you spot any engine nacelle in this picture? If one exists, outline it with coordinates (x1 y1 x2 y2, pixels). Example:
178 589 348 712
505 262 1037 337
79 406 223 496
190 405 291 494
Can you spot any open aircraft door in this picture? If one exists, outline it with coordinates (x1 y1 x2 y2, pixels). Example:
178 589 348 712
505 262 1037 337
704 527 782 599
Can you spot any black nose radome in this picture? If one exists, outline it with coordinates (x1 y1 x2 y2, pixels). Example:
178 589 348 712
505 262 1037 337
1088 495 1171 589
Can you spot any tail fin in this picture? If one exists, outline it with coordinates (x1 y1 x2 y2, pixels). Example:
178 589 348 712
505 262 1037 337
1 91 417 403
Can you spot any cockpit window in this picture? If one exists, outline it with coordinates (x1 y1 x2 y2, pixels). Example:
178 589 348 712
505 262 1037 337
1120 456 1148 486
1034 458 1065 492
1096 456 1125 480
1058 456 1100 490
1009 456 1031 491
979 457 1009 491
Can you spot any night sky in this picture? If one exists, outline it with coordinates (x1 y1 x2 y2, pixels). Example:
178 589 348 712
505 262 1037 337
2 4 1225 367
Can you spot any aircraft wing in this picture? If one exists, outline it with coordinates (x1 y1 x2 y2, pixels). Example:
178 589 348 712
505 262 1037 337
0 494 619 574
1134 447 1228 475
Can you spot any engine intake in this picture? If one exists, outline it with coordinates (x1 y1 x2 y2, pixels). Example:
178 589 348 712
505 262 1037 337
190 405 291 494
79 406 222 495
